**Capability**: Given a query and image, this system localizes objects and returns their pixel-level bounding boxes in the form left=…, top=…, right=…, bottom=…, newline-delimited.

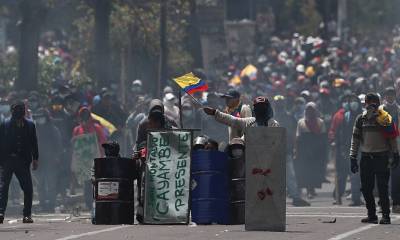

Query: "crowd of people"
left=2, top=27, right=400, bottom=219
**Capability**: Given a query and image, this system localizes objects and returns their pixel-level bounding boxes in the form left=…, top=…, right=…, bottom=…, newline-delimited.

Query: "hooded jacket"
left=135, top=99, right=177, bottom=149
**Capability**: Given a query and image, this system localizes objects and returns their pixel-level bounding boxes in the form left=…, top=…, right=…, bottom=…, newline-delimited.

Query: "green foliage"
left=38, top=54, right=66, bottom=89
left=0, top=52, right=17, bottom=90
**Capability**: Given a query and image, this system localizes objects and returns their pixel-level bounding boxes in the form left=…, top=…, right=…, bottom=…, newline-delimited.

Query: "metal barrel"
left=93, top=157, right=135, bottom=225
left=229, top=155, right=246, bottom=224
left=191, top=150, right=230, bottom=224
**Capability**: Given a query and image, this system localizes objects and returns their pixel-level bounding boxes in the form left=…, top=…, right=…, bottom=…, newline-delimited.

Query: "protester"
left=350, top=93, right=399, bottom=224
left=295, top=102, right=327, bottom=199
left=274, top=95, right=310, bottom=206
left=92, top=91, right=126, bottom=129
left=218, top=89, right=252, bottom=140
left=33, top=108, right=62, bottom=212
left=329, top=93, right=363, bottom=206
left=135, top=99, right=177, bottom=149
left=163, top=93, right=180, bottom=127
left=134, top=99, right=177, bottom=223
left=203, top=96, right=279, bottom=135
left=0, top=102, right=39, bottom=224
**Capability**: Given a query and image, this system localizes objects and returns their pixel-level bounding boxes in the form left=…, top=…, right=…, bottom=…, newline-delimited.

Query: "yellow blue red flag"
left=173, top=72, right=208, bottom=94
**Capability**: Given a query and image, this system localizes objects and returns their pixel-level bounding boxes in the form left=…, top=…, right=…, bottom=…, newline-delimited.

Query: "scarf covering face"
left=304, top=102, right=321, bottom=134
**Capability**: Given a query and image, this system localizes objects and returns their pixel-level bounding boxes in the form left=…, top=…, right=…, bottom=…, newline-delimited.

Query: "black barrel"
left=228, top=144, right=245, bottom=225
left=93, top=157, right=135, bottom=225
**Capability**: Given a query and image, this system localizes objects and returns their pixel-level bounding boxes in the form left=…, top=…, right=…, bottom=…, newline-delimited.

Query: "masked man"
left=0, top=102, right=39, bottom=224
left=350, top=93, right=399, bottom=224
left=203, top=96, right=279, bottom=135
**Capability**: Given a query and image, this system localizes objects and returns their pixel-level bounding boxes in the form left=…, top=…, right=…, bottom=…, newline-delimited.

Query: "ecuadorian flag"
left=173, top=72, right=208, bottom=94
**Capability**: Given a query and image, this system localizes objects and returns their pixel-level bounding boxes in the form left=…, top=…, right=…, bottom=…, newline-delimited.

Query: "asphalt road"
left=1, top=182, right=399, bottom=240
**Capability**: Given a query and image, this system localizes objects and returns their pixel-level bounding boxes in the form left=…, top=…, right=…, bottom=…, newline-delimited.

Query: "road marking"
left=54, top=225, right=131, bottom=240
left=327, top=216, right=400, bottom=240
left=287, top=214, right=364, bottom=218
left=288, top=212, right=364, bottom=215
left=287, top=206, right=364, bottom=210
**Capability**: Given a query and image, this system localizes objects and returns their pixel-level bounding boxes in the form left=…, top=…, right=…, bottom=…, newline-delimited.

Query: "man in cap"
left=0, top=102, right=39, bottom=223
left=219, top=89, right=252, bottom=141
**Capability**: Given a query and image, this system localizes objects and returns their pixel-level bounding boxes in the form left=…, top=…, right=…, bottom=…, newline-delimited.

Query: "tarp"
left=245, top=127, right=286, bottom=232
left=71, top=133, right=101, bottom=185
left=144, top=130, right=192, bottom=224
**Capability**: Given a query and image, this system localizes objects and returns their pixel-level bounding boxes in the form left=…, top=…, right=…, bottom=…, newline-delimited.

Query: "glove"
left=391, top=153, right=400, bottom=169
left=203, top=107, right=216, bottom=116
left=350, top=155, right=359, bottom=174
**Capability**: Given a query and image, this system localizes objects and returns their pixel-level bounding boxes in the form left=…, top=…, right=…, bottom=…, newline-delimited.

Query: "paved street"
left=1, top=182, right=399, bottom=240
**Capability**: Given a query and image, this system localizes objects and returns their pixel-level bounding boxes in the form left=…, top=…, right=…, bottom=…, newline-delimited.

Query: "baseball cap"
left=220, top=89, right=241, bottom=99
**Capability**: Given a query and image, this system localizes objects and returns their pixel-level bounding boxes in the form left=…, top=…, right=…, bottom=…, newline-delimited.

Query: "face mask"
left=366, top=103, right=379, bottom=111
left=231, top=148, right=243, bottom=158
left=81, top=112, right=90, bottom=122
left=350, top=101, right=359, bottom=112
left=131, top=87, right=141, bottom=93
left=342, top=102, right=350, bottom=111
left=36, top=117, right=47, bottom=125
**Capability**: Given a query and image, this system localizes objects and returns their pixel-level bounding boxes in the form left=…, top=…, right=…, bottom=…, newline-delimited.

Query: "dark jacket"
left=0, top=118, right=39, bottom=163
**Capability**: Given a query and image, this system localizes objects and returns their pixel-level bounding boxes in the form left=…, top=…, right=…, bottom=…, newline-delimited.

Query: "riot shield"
left=245, top=127, right=286, bottom=232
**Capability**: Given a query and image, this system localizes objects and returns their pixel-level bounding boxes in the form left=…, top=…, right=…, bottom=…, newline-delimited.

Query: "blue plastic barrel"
left=191, top=150, right=230, bottom=224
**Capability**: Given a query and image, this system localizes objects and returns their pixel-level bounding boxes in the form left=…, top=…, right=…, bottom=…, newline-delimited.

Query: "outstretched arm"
left=203, top=107, right=252, bottom=130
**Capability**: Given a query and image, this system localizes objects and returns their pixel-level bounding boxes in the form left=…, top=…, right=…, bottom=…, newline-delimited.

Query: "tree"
left=93, top=0, right=111, bottom=88
left=16, top=0, right=47, bottom=91
left=187, top=0, right=203, bottom=69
